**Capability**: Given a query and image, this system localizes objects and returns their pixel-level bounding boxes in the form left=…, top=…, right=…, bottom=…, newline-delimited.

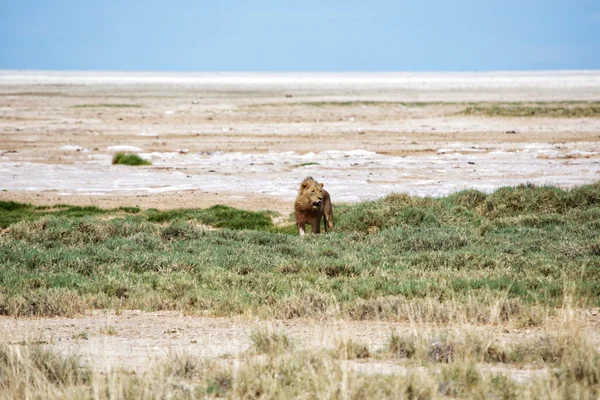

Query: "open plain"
left=1, top=71, right=600, bottom=398
left=1, top=71, right=600, bottom=209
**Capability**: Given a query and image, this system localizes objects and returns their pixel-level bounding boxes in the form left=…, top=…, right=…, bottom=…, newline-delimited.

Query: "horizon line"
left=2, top=69, right=600, bottom=74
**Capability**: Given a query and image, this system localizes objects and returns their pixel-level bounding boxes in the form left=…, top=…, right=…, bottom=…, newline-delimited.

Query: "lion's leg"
left=323, top=214, right=328, bottom=233
left=325, top=213, right=334, bottom=231
left=311, top=220, right=321, bottom=234
left=323, top=191, right=334, bottom=231
left=297, top=222, right=306, bottom=236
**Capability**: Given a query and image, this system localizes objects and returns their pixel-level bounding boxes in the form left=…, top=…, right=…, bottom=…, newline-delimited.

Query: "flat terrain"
left=1, top=71, right=600, bottom=398
left=1, top=71, right=599, bottom=210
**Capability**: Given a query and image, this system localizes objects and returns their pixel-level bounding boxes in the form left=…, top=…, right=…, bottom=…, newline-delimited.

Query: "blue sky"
left=1, top=0, right=599, bottom=71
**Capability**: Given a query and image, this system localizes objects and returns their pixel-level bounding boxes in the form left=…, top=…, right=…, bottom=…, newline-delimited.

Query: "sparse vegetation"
left=250, top=100, right=600, bottom=119
left=2, top=325, right=599, bottom=399
left=459, top=102, right=600, bottom=118
left=111, top=152, right=151, bottom=166
left=295, top=101, right=414, bottom=107
left=72, top=332, right=88, bottom=340
left=73, top=103, right=143, bottom=108
left=292, top=162, right=320, bottom=167
left=249, top=101, right=441, bottom=108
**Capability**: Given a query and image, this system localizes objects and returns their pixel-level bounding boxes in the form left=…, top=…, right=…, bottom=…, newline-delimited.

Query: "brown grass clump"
left=0, top=344, right=90, bottom=398
left=335, top=339, right=371, bottom=360
left=277, top=290, right=340, bottom=319
left=250, top=328, right=294, bottom=354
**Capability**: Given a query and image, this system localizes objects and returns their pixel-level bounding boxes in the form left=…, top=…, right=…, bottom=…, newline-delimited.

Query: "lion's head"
left=299, top=177, right=324, bottom=210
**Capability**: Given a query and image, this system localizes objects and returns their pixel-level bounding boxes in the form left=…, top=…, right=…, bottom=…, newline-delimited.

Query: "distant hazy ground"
left=2, top=70, right=600, bottom=101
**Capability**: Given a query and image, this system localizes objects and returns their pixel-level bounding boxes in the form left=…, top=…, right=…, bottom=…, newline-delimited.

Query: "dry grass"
left=250, top=327, right=294, bottom=354
left=2, top=316, right=598, bottom=399
left=0, top=344, right=90, bottom=399
left=99, top=326, right=118, bottom=336
left=335, top=339, right=372, bottom=360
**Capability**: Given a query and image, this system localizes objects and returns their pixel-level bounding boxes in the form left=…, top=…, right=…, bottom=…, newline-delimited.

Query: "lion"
left=294, top=177, right=334, bottom=236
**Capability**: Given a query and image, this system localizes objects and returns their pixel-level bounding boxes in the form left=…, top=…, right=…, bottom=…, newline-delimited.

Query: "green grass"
left=0, top=202, right=272, bottom=230
left=111, top=152, right=152, bottom=166
left=73, top=103, right=143, bottom=108
left=0, top=183, right=599, bottom=320
left=146, top=205, right=274, bottom=230
left=0, top=201, right=119, bottom=229
left=0, top=202, right=139, bottom=229
left=72, top=332, right=88, bottom=340
left=292, top=162, right=320, bottom=168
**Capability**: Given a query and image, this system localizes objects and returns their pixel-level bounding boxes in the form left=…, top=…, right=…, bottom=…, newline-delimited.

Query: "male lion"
left=294, top=177, right=334, bottom=236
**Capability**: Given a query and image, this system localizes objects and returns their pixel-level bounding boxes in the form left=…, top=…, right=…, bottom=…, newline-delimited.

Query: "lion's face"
left=303, top=182, right=324, bottom=210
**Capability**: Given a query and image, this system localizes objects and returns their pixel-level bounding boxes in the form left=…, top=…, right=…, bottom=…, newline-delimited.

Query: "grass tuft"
left=148, top=205, right=273, bottom=230
left=250, top=328, right=293, bottom=354
left=0, top=344, right=90, bottom=392
left=99, top=326, right=118, bottom=336
left=387, top=331, right=420, bottom=359
left=292, top=162, right=320, bottom=168
left=335, top=339, right=371, bottom=359
left=111, top=152, right=151, bottom=166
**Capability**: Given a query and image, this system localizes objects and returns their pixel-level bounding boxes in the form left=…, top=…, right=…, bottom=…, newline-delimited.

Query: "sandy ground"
left=1, top=71, right=600, bottom=377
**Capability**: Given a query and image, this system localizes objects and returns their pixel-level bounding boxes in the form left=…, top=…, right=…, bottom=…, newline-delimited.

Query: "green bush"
left=111, top=152, right=151, bottom=166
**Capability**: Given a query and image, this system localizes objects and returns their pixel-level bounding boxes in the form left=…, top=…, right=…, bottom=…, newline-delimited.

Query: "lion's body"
left=294, top=177, right=334, bottom=235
